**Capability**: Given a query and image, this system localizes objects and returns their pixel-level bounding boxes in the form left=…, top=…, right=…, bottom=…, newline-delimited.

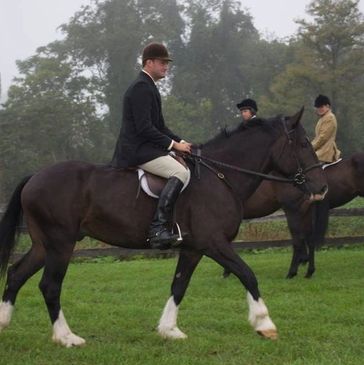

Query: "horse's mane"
left=202, top=117, right=280, bottom=148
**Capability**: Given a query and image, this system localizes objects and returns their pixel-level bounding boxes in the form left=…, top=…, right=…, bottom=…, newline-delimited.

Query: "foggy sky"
left=1, top=0, right=364, bottom=99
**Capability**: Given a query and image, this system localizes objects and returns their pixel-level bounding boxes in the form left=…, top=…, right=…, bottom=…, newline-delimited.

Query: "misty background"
left=0, top=0, right=364, bottom=202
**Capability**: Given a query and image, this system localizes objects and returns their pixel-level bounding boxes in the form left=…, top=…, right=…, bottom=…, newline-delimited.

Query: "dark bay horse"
left=234, top=176, right=323, bottom=279
left=0, top=109, right=327, bottom=346
left=283, top=153, right=364, bottom=278
left=225, top=153, right=364, bottom=279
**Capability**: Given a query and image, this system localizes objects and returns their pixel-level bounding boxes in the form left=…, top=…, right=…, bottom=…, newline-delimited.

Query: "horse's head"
left=270, top=107, right=328, bottom=201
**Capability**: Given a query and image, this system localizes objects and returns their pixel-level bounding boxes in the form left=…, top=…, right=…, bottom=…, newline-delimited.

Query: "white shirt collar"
left=142, top=69, right=156, bottom=85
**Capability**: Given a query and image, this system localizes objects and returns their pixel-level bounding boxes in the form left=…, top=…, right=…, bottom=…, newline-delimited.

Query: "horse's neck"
left=204, top=126, right=274, bottom=166
left=202, top=133, right=275, bottom=201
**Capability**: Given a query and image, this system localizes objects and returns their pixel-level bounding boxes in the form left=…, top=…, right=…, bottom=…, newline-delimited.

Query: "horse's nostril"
left=321, top=185, right=328, bottom=194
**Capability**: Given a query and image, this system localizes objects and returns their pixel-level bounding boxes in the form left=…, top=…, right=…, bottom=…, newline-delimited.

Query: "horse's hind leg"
left=0, top=243, right=45, bottom=331
left=39, top=242, right=85, bottom=347
left=158, top=248, right=202, bottom=339
left=205, top=242, right=277, bottom=340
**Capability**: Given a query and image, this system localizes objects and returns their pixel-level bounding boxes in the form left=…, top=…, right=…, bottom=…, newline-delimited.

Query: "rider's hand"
left=173, top=141, right=192, bottom=154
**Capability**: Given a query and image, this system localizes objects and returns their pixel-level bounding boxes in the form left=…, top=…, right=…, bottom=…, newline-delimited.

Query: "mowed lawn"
left=0, top=246, right=363, bottom=365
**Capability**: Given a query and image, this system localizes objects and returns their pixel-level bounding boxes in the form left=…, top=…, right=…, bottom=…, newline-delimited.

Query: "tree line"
left=0, top=0, right=364, bottom=202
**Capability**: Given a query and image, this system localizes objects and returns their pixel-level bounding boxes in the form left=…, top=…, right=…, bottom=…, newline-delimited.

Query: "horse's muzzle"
left=309, top=184, right=328, bottom=202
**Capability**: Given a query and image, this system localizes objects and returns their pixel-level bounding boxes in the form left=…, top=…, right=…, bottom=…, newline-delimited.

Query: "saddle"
left=137, top=154, right=191, bottom=198
left=322, top=158, right=342, bottom=170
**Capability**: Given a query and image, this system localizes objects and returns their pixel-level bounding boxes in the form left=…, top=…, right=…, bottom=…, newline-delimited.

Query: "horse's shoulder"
left=351, top=153, right=364, bottom=171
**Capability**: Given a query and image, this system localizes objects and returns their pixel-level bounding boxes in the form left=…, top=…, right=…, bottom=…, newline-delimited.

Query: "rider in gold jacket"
left=311, top=94, right=341, bottom=163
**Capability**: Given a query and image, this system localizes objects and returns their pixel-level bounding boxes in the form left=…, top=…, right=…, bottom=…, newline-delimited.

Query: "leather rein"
left=186, top=118, right=323, bottom=188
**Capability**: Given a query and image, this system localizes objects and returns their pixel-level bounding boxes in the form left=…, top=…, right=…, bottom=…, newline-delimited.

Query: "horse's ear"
left=288, top=106, right=305, bottom=129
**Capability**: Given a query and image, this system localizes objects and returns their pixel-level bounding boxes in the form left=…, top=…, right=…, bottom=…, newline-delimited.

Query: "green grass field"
left=1, top=245, right=363, bottom=365
left=342, top=196, right=364, bottom=208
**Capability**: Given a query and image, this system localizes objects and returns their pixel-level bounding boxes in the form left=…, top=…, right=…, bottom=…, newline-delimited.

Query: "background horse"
left=284, top=152, right=364, bottom=278
left=224, top=153, right=364, bottom=279
left=0, top=109, right=327, bottom=347
left=221, top=172, right=320, bottom=279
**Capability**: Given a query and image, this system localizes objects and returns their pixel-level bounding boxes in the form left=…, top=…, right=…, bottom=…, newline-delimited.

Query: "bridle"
left=280, top=117, right=323, bottom=188
left=187, top=118, right=323, bottom=189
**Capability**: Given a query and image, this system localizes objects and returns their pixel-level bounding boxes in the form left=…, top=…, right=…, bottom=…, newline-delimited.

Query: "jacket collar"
left=139, top=71, right=161, bottom=103
left=319, top=110, right=333, bottom=119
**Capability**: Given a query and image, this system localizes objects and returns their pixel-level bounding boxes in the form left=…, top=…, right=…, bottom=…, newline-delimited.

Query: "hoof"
left=257, top=329, right=278, bottom=340
left=52, top=333, right=86, bottom=348
left=286, top=272, right=297, bottom=279
left=305, top=268, right=315, bottom=278
left=158, top=326, right=187, bottom=340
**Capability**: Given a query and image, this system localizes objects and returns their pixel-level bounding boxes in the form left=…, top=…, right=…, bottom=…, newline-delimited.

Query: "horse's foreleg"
left=158, top=248, right=202, bottom=339
left=305, top=236, right=316, bottom=278
left=285, top=208, right=310, bottom=279
left=222, top=267, right=232, bottom=278
left=287, top=237, right=308, bottom=279
left=205, top=243, right=277, bottom=340
left=303, top=205, right=316, bottom=278
left=0, top=244, right=45, bottom=332
left=39, top=244, right=85, bottom=348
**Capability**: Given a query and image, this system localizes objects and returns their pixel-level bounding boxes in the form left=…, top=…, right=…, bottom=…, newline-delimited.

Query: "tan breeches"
left=139, top=155, right=189, bottom=184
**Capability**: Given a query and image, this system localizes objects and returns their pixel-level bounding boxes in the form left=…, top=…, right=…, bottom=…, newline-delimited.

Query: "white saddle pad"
left=322, top=158, right=342, bottom=170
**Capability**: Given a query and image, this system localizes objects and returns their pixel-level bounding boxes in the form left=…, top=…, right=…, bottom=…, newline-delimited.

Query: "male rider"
left=111, top=43, right=191, bottom=249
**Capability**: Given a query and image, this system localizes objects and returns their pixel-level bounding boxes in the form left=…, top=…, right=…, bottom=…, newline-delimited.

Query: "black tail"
left=310, top=198, right=330, bottom=247
left=0, top=176, right=32, bottom=277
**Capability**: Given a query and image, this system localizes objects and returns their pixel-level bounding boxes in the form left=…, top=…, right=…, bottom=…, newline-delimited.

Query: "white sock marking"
left=52, top=310, right=85, bottom=347
left=0, top=301, right=13, bottom=331
left=158, top=296, right=187, bottom=339
left=247, top=293, right=277, bottom=332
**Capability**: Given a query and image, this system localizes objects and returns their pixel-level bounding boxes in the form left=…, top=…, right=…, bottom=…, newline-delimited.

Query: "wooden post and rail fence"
left=0, top=206, right=363, bottom=261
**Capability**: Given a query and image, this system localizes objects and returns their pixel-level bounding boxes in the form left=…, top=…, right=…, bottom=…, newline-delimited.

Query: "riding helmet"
left=142, top=42, right=173, bottom=64
left=314, top=94, right=331, bottom=108
left=236, top=98, right=258, bottom=113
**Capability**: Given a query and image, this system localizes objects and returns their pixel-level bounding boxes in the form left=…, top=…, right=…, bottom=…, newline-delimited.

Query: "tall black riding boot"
left=148, top=177, right=184, bottom=249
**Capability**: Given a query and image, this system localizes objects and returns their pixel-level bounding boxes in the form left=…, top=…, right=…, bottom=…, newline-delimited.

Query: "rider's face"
left=240, top=109, right=254, bottom=122
left=146, top=59, right=170, bottom=81
left=316, top=105, right=330, bottom=116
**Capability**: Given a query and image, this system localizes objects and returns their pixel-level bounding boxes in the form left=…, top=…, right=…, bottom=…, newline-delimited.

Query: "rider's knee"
left=172, top=168, right=189, bottom=185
